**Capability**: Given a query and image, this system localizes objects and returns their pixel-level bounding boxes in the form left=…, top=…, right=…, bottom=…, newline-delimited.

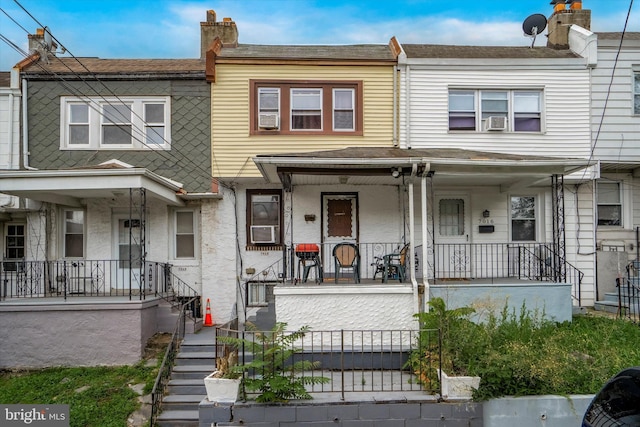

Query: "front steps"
left=156, top=327, right=216, bottom=427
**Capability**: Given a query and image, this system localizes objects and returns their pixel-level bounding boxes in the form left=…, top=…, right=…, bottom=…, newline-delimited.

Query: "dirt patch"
left=143, top=333, right=172, bottom=360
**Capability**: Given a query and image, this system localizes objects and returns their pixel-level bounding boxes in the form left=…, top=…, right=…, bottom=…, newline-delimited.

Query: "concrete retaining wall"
left=0, top=298, right=161, bottom=368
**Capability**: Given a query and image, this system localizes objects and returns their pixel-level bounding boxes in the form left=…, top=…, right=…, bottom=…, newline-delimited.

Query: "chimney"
left=200, top=10, right=238, bottom=58
left=547, top=1, right=591, bottom=49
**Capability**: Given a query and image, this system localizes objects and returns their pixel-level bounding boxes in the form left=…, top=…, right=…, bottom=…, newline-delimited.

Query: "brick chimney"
left=547, top=1, right=591, bottom=49
left=28, top=27, right=57, bottom=55
left=200, top=10, right=238, bottom=58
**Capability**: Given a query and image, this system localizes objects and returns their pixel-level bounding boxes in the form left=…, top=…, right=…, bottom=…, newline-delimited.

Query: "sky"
left=0, top=0, right=637, bottom=70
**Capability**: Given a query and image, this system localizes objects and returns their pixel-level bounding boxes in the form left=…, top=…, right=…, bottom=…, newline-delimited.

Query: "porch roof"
left=253, top=147, right=595, bottom=189
left=0, top=167, right=185, bottom=207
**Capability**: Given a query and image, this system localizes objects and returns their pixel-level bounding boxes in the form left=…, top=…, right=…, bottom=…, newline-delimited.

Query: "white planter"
left=438, top=369, right=480, bottom=400
left=204, top=372, right=241, bottom=403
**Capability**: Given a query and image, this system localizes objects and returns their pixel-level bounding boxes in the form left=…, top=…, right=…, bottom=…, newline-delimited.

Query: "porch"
left=242, top=241, right=580, bottom=331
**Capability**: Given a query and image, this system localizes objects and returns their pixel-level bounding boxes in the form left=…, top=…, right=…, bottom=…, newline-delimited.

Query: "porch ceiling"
left=0, top=168, right=185, bottom=207
left=254, top=147, right=595, bottom=190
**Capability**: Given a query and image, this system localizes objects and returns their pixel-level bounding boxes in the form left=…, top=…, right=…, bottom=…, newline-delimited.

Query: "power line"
left=10, top=0, right=227, bottom=193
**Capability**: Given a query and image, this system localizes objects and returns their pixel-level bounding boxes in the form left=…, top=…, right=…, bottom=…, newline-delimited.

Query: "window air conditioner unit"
left=485, top=116, right=507, bottom=131
left=250, top=225, right=277, bottom=244
left=258, top=113, right=279, bottom=129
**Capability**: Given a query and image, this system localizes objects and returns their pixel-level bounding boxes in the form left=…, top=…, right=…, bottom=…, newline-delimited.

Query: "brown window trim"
left=246, top=189, right=284, bottom=249
left=250, top=80, right=363, bottom=136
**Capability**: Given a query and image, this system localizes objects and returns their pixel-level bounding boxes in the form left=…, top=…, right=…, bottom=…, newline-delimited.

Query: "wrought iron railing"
left=149, top=296, right=196, bottom=427
left=214, top=326, right=439, bottom=401
left=618, top=261, right=640, bottom=323
left=0, top=259, right=171, bottom=301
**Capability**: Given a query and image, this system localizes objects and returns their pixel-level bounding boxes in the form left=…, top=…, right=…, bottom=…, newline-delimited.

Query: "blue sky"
left=1, top=0, right=637, bottom=70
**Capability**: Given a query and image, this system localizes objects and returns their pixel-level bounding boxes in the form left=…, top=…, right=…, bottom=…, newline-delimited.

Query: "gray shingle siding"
left=27, top=79, right=212, bottom=193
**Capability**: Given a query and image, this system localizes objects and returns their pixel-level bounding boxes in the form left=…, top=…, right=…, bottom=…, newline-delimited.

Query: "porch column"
left=421, top=170, right=429, bottom=312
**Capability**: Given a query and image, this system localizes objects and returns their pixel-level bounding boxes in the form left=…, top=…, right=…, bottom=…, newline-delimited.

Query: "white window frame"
left=597, top=177, right=632, bottom=229
left=60, top=96, right=171, bottom=150
left=510, top=195, right=538, bottom=242
left=448, top=88, right=543, bottom=133
left=633, top=69, right=640, bottom=116
left=173, top=209, right=198, bottom=260
left=290, top=88, right=323, bottom=131
left=62, top=209, right=85, bottom=259
left=333, top=88, right=355, bottom=131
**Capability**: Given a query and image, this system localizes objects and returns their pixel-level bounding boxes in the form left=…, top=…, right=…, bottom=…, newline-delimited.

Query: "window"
left=333, top=88, right=355, bottom=131
left=449, top=89, right=542, bottom=132
left=291, top=88, right=322, bottom=130
left=511, top=196, right=536, bottom=241
left=60, top=96, right=171, bottom=149
left=63, top=210, right=84, bottom=258
left=175, top=210, right=196, bottom=259
left=597, top=181, right=622, bottom=226
left=246, top=189, right=282, bottom=247
left=4, top=224, right=25, bottom=271
left=634, top=71, right=640, bottom=115
left=250, top=80, right=363, bottom=135
left=439, top=199, right=464, bottom=236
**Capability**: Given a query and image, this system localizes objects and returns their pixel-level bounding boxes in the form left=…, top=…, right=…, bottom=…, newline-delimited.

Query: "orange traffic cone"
left=204, top=298, right=214, bottom=327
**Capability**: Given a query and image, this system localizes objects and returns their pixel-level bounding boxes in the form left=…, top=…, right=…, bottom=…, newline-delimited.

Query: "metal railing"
left=0, top=259, right=172, bottom=301
left=150, top=296, right=196, bottom=427
left=215, top=326, right=439, bottom=400
left=617, top=261, right=640, bottom=323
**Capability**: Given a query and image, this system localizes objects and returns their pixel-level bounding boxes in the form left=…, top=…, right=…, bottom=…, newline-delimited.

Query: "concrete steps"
left=155, top=327, right=217, bottom=427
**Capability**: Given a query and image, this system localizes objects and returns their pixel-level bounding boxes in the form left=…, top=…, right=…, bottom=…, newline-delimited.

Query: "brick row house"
left=0, top=4, right=634, bottom=366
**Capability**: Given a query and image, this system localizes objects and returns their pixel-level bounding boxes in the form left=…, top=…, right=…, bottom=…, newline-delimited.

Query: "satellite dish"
left=43, top=26, right=53, bottom=51
left=522, top=14, right=547, bottom=47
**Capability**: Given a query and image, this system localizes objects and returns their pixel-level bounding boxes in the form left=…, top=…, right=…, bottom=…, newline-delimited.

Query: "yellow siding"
left=211, top=64, right=395, bottom=178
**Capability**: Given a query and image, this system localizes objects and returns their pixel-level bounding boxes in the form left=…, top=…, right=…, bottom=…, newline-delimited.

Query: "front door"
left=322, top=193, right=358, bottom=276
left=113, top=215, right=144, bottom=290
left=435, top=195, right=471, bottom=278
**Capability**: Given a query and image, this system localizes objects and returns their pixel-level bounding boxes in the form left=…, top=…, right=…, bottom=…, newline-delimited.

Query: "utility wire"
left=10, top=0, right=229, bottom=193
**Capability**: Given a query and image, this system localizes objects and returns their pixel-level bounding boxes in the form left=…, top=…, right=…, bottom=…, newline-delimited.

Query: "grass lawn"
left=0, top=334, right=169, bottom=427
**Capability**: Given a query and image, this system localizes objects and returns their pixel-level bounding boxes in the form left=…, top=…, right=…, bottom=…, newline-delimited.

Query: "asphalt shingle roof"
left=21, top=57, right=205, bottom=76
left=217, top=44, right=396, bottom=61
left=401, top=44, right=580, bottom=59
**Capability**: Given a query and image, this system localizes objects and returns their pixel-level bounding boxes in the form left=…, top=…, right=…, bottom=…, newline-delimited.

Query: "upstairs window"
left=634, top=71, right=640, bottom=115
left=597, top=181, right=622, bottom=226
left=449, top=89, right=542, bottom=132
left=61, top=96, right=171, bottom=150
left=250, top=80, right=362, bottom=136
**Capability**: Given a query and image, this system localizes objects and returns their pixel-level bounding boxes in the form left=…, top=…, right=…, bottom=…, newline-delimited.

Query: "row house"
left=206, top=5, right=598, bottom=332
left=0, top=30, right=214, bottom=367
left=0, top=3, right=620, bottom=366
left=590, top=32, right=640, bottom=307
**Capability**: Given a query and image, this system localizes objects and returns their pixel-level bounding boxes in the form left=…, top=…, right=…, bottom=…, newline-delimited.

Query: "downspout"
left=405, top=66, right=411, bottom=149
left=408, top=163, right=419, bottom=315
left=392, top=66, right=399, bottom=147
left=21, top=78, right=37, bottom=170
left=421, top=162, right=430, bottom=312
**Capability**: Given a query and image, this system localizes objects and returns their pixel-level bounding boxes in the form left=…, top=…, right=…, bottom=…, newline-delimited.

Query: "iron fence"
left=0, top=259, right=172, bottom=301
left=215, top=326, right=440, bottom=400
left=617, top=261, right=640, bottom=323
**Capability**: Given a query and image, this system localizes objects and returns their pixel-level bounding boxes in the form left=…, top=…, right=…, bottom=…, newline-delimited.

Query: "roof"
left=21, top=57, right=205, bottom=77
left=217, top=44, right=396, bottom=62
left=596, top=32, right=640, bottom=40
left=401, top=44, right=580, bottom=59
left=255, top=146, right=584, bottom=162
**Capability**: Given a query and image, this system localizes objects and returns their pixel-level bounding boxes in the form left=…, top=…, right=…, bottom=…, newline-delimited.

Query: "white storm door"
left=435, top=195, right=471, bottom=279
left=113, top=215, right=143, bottom=290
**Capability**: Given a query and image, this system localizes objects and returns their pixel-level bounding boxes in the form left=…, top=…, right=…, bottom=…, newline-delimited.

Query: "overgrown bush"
left=409, top=299, right=640, bottom=401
